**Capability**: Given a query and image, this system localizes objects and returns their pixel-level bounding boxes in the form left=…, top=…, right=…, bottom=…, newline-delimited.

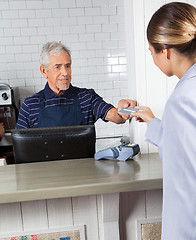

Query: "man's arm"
left=16, top=101, right=30, bottom=129
left=105, top=107, right=126, bottom=124
left=105, top=99, right=137, bottom=124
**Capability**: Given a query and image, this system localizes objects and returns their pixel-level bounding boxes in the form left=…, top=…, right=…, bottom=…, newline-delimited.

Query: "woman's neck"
left=171, top=51, right=196, bottom=79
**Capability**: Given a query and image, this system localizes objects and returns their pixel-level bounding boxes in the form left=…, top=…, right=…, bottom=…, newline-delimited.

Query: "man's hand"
left=105, top=99, right=137, bottom=124
left=117, top=99, right=137, bottom=120
left=105, top=107, right=126, bottom=124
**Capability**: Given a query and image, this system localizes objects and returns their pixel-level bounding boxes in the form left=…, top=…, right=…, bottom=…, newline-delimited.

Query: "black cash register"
left=11, top=125, right=95, bottom=164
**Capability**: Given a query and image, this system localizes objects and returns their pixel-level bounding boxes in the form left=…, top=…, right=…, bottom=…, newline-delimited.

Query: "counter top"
left=0, top=153, right=162, bottom=204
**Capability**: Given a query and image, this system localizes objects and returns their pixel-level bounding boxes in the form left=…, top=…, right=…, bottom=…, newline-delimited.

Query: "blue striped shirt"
left=16, top=83, right=114, bottom=129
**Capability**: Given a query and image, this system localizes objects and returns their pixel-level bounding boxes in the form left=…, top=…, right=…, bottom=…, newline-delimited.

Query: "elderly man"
left=16, top=41, right=135, bottom=128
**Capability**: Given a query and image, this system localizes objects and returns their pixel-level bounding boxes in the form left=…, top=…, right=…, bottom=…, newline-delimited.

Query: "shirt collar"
left=44, top=83, right=74, bottom=99
left=175, top=63, right=196, bottom=89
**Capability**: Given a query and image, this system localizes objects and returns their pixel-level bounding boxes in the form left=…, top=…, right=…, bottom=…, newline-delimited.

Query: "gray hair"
left=40, top=41, right=71, bottom=69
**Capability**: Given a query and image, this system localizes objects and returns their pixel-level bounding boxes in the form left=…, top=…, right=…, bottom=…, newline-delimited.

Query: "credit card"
left=119, top=107, right=139, bottom=115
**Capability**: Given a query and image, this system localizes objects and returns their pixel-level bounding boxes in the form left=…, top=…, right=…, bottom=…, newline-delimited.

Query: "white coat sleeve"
left=145, top=117, right=162, bottom=147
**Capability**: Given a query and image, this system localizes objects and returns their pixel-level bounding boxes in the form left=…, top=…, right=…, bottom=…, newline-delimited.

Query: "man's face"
left=40, top=51, right=72, bottom=94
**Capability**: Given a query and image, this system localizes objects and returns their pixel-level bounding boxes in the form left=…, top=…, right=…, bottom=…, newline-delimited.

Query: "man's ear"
left=162, top=48, right=170, bottom=60
left=40, top=65, right=48, bottom=79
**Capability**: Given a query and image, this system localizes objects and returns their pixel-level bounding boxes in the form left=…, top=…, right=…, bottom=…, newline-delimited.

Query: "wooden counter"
left=0, top=153, right=162, bottom=204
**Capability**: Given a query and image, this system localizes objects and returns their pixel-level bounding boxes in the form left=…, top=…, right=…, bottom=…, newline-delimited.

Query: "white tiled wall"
left=0, top=0, right=129, bottom=139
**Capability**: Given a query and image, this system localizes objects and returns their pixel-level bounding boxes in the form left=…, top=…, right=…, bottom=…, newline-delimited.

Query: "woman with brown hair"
left=131, top=2, right=196, bottom=239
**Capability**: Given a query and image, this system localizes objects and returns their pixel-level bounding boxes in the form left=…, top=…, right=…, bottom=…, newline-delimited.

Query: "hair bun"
left=188, top=32, right=196, bottom=40
left=147, top=2, right=196, bottom=56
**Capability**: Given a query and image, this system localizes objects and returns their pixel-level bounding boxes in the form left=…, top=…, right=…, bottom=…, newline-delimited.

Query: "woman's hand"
left=131, top=106, right=155, bottom=125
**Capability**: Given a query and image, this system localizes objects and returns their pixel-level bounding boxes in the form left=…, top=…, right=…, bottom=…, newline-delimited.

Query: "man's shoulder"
left=23, top=90, right=42, bottom=105
left=72, top=85, right=95, bottom=96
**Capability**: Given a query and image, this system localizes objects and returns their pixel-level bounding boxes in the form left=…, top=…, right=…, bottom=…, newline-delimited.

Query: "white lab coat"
left=146, top=63, right=196, bottom=240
